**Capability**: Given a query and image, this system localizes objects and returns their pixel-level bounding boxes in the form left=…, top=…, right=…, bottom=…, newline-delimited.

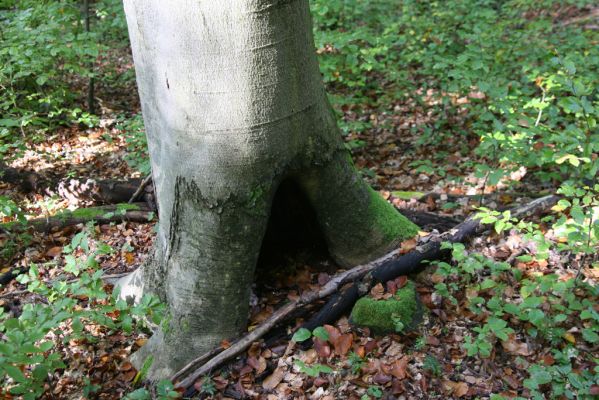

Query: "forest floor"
left=1, top=81, right=596, bottom=400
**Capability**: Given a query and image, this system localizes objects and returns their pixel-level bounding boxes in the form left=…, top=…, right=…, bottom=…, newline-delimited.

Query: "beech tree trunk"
left=118, top=0, right=418, bottom=380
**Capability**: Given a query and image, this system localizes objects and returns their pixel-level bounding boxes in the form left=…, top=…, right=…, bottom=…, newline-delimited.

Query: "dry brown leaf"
left=370, top=283, right=385, bottom=300
left=443, top=380, right=469, bottom=397
left=120, top=361, right=133, bottom=371
left=46, top=246, right=62, bottom=258
left=501, top=335, right=532, bottom=356
left=324, top=324, right=341, bottom=345
left=400, top=238, right=417, bottom=254
left=247, top=356, right=267, bottom=374
left=333, top=334, right=353, bottom=356
left=392, top=378, right=405, bottom=394
left=426, top=336, right=440, bottom=346
left=355, top=345, right=365, bottom=358
left=542, top=354, right=555, bottom=366
left=301, top=349, right=319, bottom=365
left=386, top=280, right=398, bottom=295
left=563, top=332, right=576, bottom=344
left=394, top=275, right=408, bottom=289
left=313, top=338, right=331, bottom=359
left=123, top=252, right=135, bottom=265
left=364, top=339, right=377, bottom=354
left=121, top=369, right=136, bottom=382
left=390, top=357, right=409, bottom=380
left=373, top=373, right=392, bottom=385
left=248, top=342, right=262, bottom=358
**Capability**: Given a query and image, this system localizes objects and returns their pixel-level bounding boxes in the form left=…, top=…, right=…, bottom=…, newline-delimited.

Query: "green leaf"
left=32, top=364, right=48, bottom=381
left=124, top=388, right=151, bottom=400
left=312, top=326, right=329, bottom=341
left=487, top=317, right=507, bottom=331
left=3, top=364, right=27, bottom=383
left=582, top=328, right=599, bottom=343
left=292, top=328, right=312, bottom=342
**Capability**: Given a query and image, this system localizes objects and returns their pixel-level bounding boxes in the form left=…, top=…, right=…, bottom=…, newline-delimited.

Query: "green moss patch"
left=367, top=187, right=419, bottom=242
left=391, top=191, right=425, bottom=200
left=350, top=280, right=421, bottom=334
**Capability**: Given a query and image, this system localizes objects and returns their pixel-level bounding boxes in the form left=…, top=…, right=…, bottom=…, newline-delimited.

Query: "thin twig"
left=128, top=174, right=153, bottom=204
left=534, top=88, right=546, bottom=127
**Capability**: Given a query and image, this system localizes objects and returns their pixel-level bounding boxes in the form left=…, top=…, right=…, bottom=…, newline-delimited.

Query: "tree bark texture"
left=119, top=0, right=418, bottom=379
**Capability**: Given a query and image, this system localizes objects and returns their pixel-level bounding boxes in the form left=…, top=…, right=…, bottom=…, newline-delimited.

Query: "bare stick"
left=129, top=174, right=153, bottom=204
left=1, top=203, right=154, bottom=234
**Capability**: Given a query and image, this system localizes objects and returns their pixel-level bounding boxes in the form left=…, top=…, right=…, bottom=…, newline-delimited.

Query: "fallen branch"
left=1, top=203, right=155, bottom=233
left=0, top=163, right=153, bottom=205
left=303, top=194, right=559, bottom=330
left=172, top=195, right=559, bottom=391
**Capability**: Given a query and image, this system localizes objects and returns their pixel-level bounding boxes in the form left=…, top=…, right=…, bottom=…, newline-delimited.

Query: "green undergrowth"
left=434, top=236, right=599, bottom=399
left=0, top=223, right=165, bottom=399
left=0, top=0, right=130, bottom=160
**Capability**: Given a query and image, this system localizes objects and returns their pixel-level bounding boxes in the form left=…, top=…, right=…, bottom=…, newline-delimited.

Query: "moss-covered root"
left=298, top=151, right=419, bottom=266
left=350, top=281, right=421, bottom=334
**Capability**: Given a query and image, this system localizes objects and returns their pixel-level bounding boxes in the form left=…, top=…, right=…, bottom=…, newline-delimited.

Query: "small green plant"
left=198, top=376, right=217, bottom=397
left=362, top=385, right=383, bottom=399
left=347, top=351, right=365, bottom=374
left=291, top=326, right=329, bottom=343
left=463, top=318, right=513, bottom=358
left=294, top=360, right=334, bottom=377
left=423, top=355, right=442, bottom=377
left=118, top=114, right=150, bottom=174
left=414, top=336, right=426, bottom=351
left=391, top=313, right=405, bottom=333
left=124, top=380, right=180, bottom=400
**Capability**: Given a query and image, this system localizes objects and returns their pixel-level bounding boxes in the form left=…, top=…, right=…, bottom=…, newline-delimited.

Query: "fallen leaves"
left=443, top=380, right=469, bottom=397
left=390, top=357, right=409, bottom=379
left=46, top=246, right=62, bottom=258
left=323, top=325, right=353, bottom=356
left=262, top=367, right=285, bottom=390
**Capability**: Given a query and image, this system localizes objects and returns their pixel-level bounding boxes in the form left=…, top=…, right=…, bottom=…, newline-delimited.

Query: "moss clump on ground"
left=350, top=280, right=421, bottom=334
left=367, top=187, right=419, bottom=242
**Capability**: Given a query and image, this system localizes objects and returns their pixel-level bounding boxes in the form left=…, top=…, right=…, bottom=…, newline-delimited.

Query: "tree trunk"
left=118, top=0, right=418, bottom=380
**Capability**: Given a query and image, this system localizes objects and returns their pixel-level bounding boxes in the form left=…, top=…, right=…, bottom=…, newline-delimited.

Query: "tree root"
left=171, top=195, right=559, bottom=392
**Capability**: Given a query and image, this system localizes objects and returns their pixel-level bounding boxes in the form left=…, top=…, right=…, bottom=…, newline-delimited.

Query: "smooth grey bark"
left=119, top=0, right=418, bottom=380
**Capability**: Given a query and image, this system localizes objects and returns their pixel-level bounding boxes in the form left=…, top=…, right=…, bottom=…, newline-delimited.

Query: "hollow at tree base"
left=350, top=280, right=421, bottom=334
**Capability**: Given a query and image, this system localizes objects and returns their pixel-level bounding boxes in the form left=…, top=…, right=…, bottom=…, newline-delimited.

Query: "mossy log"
left=1, top=203, right=154, bottom=233
left=0, top=163, right=152, bottom=205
